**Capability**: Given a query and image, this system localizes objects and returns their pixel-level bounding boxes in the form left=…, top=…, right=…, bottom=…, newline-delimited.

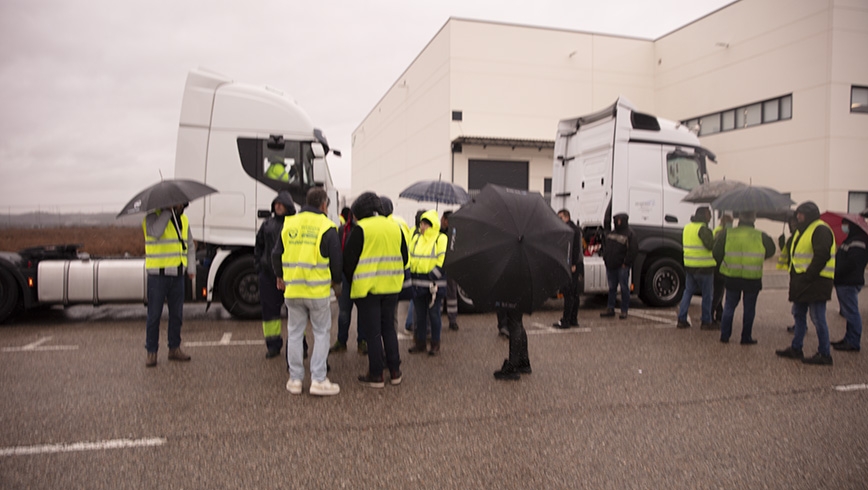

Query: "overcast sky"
left=0, top=0, right=734, bottom=213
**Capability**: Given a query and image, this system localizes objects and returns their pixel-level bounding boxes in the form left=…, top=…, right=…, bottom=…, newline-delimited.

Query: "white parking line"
left=2, top=337, right=78, bottom=352
left=185, top=332, right=261, bottom=347
left=834, top=383, right=868, bottom=392
left=527, top=324, right=591, bottom=335
left=0, top=437, right=166, bottom=457
left=627, top=312, right=677, bottom=326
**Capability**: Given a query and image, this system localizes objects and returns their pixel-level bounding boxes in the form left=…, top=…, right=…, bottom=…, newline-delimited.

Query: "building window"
left=851, top=86, right=868, bottom=114
left=682, top=94, right=793, bottom=136
left=452, top=110, right=463, bottom=121
left=848, top=191, right=868, bottom=214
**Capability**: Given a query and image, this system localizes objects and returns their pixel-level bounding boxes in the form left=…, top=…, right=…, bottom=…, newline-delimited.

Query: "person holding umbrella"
left=408, top=210, right=448, bottom=356
left=831, top=216, right=868, bottom=352
left=712, top=211, right=776, bottom=344
left=143, top=202, right=196, bottom=367
left=776, top=201, right=836, bottom=365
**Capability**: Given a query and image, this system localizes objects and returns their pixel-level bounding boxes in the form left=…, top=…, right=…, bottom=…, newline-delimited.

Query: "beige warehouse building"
left=351, top=0, right=868, bottom=224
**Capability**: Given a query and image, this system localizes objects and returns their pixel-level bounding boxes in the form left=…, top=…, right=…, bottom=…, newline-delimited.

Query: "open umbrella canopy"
left=711, top=185, right=794, bottom=213
left=682, top=179, right=747, bottom=204
left=820, top=211, right=868, bottom=246
left=399, top=180, right=470, bottom=205
left=443, top=184, right=572, bottom=313
left=117, top=179, right=218, bottom=218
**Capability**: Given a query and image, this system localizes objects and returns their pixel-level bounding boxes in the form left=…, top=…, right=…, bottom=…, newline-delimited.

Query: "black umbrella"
left=443, top=184, right=572, bottom=313
left=682, top=179, right=747, bottom=204
left=117, top=179, right=218, bottom=218
left=399, top=179, right=470, bottom=205
left=711, top=185, right=794, bottom=213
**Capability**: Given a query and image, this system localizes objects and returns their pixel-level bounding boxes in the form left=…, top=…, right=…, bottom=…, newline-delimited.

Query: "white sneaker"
left=286, top=378, right=302, bottom=395
left=309, top=378, right=340, bottom=396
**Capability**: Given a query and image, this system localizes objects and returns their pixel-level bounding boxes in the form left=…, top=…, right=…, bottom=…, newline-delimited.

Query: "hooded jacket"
left=254, top=191, right=295, bottom=275
left=834, top=219, right=868, bottom=287
left=408, top=209, right=448, bottom=296
left=788, top=201, right=835, bottom=303
left=602, top=213, right=638, bottom=269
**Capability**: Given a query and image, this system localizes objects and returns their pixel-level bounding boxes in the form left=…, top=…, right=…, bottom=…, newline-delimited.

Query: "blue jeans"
left=791, top=301, right=831, bottom=356
left=336, top=274, right=364, bottom=345
left=720, top=288, right=759, bottom=342
left=145, top=274, right=184, bottom=353
left=835, top=285, right=862, bottom=348
left=404, top=300, right=415, bottom=329
left=606, top=267, right=630, bottom=313
left=285, top=297, right=331, bottom=383
left=414, top=295, right=442, bottom=344
left=677, top=272, right=714, bottom=325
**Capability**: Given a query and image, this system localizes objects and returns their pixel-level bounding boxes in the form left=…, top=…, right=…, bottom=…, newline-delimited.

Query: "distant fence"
left=0, top=204, right=139, bottom=228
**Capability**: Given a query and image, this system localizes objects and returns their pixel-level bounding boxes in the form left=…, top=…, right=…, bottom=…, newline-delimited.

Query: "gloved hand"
left=778, top=233, right=786, bottom=250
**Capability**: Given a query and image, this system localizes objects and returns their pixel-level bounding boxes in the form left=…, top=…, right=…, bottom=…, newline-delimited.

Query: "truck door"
left=661, top=147, right=704, bottom=229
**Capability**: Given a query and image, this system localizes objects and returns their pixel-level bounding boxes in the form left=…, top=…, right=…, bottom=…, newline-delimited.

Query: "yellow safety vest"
left=350, top=216, right=405, bottom=299
left=776, top=236, right=791, bottom=270
left=682, top=222, right=716, bottom=268
left=789, top=220, right=836, bottom=279
left=719, top=227, right=765, bottom=280
left=143, top=211, right=188, bottom=274
left=265, top=161, right=290, bottom=182
left=280, top=211, right=335, bottom=299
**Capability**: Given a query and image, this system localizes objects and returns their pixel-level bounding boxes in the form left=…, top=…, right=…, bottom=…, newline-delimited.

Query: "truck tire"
left=218, top=255, right=261, bottom=320
left=0, top=268, right=20, bottom=324
left=640, top=257, right=684, bottom=307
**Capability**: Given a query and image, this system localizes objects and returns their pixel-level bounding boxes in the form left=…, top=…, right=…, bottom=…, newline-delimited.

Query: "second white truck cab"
left=551, top=97, right=716, bottom=306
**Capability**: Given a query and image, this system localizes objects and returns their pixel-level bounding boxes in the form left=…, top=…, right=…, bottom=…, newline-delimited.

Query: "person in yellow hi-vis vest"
left=408, top=209, right=448, bottom=356
left=776, top=201, right=836, bottom=365
left=143, top=202, right=196, bottom=367
left=272, top=188, right=342, bottom=396
left=712, top=211, right=775, bottom=344
left=711, top=213, right=733, bottom=324
left=677, top=207, right=716, bottom=330
left=343, top=192, right=409, bottom=388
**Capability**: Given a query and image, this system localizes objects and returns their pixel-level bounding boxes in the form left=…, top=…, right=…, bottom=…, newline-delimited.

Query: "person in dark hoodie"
left=601, top=213, right=638, bottom=319
left=254, top=190, right=297, bottom=358
left=831, top=217, right=868, bottom=352
left=553, top=209, right=584, bottom=329
left=343, top=192, right=408, bottom=387
left=776, top=201, right=836, bottom=365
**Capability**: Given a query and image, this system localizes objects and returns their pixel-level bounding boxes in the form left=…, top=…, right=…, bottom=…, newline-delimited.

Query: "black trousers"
left=561, top=264, right=583, bottom=323
left=497, top=308, right=528, bottom=367
left=355, top=293, right=401, bottom=376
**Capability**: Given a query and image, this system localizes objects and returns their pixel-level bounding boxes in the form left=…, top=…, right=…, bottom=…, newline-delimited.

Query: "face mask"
left=842, top=224, right=850, bottom=235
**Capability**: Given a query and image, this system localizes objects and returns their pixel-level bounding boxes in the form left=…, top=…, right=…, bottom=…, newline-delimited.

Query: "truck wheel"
left=218, top=255, right=261, bottom=320
left=641, top=257, right=684, bottom=307
left=0, top=268, right=20, bottom=324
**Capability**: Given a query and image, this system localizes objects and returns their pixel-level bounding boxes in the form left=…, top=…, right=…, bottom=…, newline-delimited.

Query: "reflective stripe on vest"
left=143, top=211, right=188, bottom=273
left=280, top=212, right=335, bottom=299
left=682, top=222, right=716, bottom=268
left=351, top=216, right=405, bottom=299
left=776, top=246, right=790, bottom=270
left=719, top=226, right=765, bottom=279
left=409, top=232, right=446, bottom=274
left=789, top=220, right=836, bottom=278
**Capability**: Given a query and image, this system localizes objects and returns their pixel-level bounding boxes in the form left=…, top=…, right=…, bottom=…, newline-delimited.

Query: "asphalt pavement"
left=1, top=286, right=867, bottom=489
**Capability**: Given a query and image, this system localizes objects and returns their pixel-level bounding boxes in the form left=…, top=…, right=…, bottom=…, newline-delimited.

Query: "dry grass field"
left=0, top=227, right=144, bottom=257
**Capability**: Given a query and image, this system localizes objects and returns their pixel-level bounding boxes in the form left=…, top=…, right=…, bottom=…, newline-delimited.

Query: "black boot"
left=408, top=339, right=427, bottom=354
left=494, top=359, right=520, bottom=380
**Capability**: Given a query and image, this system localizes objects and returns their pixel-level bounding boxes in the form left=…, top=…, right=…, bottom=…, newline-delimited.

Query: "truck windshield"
left=237, top=136, right=315, bottom=203
left=666, top=153, right=704, bottom=191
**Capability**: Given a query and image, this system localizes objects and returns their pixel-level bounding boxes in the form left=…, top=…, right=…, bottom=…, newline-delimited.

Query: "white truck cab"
left=551, top=97, right=715, bottom=306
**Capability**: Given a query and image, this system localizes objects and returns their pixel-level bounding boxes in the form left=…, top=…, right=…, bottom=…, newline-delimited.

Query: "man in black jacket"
left=601, top=213, right=638, bottom=319
left=831, top=217, right=868, bottom=352
left=776, top=201, right=836, bottom=365
left=554, top=209, right=584, bottom=328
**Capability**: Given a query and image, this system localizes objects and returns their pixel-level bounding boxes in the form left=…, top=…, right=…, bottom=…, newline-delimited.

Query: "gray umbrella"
left=711, top=186, right=794, bottom=213
left=682, top=179, right=747, bottom=203
left=117, top=179, right=218, bottom=218
left=399, top=179, right=470, bottom=205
